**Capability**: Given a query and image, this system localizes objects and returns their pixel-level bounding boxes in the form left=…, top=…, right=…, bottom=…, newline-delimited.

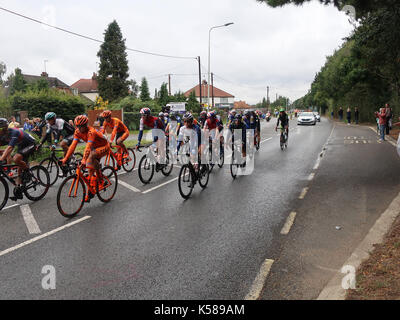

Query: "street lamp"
left=207, top=22, right=234, bottom=110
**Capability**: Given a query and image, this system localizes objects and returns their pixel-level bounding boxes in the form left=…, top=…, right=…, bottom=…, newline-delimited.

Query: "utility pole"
left=197, top=56, right=202, bottom=107
left=168, top=74, right=171, bottom=96
left=211, top=72, right=215, bottom=109
left=267, top=86, right=270, bottom=109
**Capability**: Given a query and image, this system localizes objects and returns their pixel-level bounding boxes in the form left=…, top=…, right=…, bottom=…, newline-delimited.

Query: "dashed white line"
left=280, top=212, right=297, bottom=235
left=118, top=180, right=141, bottom=193
left=20, top=204, right=41, bottom=234
left=245, top=259, right=274, bottom=300
left=308, top=173, right=315, bottom=181
left=2, top=204, right=20, bottom=211
left=0, top=216, right=91, bottom=258
left=313, top=158, right=320, bottom=170
left=299, top=187, right=309, bottom=200
left=142, top=177, right=179, bottom=194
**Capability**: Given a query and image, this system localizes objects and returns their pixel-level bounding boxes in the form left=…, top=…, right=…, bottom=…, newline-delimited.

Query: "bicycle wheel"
left=198, top=164, right=210, bottom=189
left=100, top=152, right=116, bottom=171
left=230, top=152, right=239, bottom=179
left=161, top=152, right=173, bottom=176
left=23, top=165, right=50, bottom=201
left=57, top=175, right=85, bottom=218
left=96, top=166, right=118, bottom=203
left=138, top=155, right=155, bottom=184
left=217, top=148, right=224, bottom=168
left=122, top=148, right=136, bottom=172
left=0, top=176, right=9, bottom=211
left=39, top=157, right=59, bottom=186
left=178, top=164, right=194, bottom=199
left=280, top=134, right=285, bottom=151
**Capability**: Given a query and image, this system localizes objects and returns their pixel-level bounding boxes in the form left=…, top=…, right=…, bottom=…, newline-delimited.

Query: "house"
left=234, top=100, right=251, bottom=110
left=184, top=80, right=234, bottom=109
left=23, top=72, right=71, bottom=93
left=70, top=73, right=99, bottom=102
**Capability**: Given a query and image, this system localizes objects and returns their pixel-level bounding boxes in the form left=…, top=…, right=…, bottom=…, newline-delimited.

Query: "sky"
left=0, top=0, right=355, bottom=105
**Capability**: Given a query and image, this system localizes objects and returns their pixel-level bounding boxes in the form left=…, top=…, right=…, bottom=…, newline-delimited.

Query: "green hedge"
left=10, top=89, right=87, bottom=121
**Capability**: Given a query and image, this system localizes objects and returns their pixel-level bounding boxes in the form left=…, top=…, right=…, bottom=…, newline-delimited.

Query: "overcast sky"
left=0, top=0, right=354, bottom=104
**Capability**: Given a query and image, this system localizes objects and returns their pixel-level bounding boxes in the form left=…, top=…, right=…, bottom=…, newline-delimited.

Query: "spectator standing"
left=346, top=107, right=351, bottom=125
left=354, top=108, right=359, bottom=124
left=331, top=110, right=334, bottom=119
left=385, top=103, right=391, bottom=135
left=23, top=118, right=33, bottom=131
left=8, top=116, right=20, bottom=128
left=375, top=108, right=387, bottom=141
left=338, top=107, right=344, bottom=121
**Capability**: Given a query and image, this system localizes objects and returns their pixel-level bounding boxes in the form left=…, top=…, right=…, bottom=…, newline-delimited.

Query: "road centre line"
left=20, top=204, right=41, bottom=234
left=280, top=212, right=297, bottom=235
left=313, top=158, right=320, bottom=170
left=245, top=259, right=274, bottom=300
left=0, top=216, right=91, bottom=258
left=299, top=187, right=309, bottom=200
left=308, top=173, right=315, bottom=181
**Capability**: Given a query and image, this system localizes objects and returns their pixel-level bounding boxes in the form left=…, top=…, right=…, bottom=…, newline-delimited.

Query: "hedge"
left=10, top=89, right=87, bottom=121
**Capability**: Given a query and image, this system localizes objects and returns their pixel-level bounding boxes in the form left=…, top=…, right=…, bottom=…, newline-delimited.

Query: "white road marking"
left=142, top=177, right=179, bottom=194
left=308, top=173, right=315, bottom=181
left=2, top=204, right=20, bottom=211
left=356, top=140, right=359, bottom=144
left=261, top=137, right=272, bottom=144
left=20, top=204, right=41, bottom=234
left=0, top=216, right=91, bottom=258
left=118, top=180, right=141, bottom=193
left=313, top=158, right=320, bottom=170
left=245, top=259, right=274, bottom=300
left=299, top=187, right=309, bottom=199
left=280, top=212, right=297, bottom=235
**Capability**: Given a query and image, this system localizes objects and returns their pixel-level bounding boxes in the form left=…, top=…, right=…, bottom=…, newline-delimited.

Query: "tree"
left=186, top=90, right=201, bottom=113
left=139, top=77, right=151, bottom=101
left=9, top=68, right=27, bottom=95
left=0, top=62, right=6, bottom=85
left=158, top=82, right=169, bottom=106
left=128, top=79, right=139, bottom=98
left=97, top=20, right=130, bottom=102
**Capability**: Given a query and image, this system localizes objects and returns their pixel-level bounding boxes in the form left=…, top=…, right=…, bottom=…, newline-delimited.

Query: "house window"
left=220, top=98, right=229, bottom=103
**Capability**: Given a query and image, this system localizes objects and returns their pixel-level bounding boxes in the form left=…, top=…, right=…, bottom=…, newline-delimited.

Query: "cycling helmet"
left=280, top=108, right=285, bottom=112
left=159, top=112, right=165, bottom=117
left=244, top=110, right=250, bottom=117
left=101, top=110, right=112, bottom=118
left=45, top=112, right=56, bottom=121
left=0, top=118, right=8, bottom=129
left=234, top=114, right=242, bottom=121
left=183, top=113, right=194, bottom=122
left=140, top=108, right=151, bottom=115
left=231, top=109, right=237, bottom=115
left=74, top=115, right=89, bottom=127
left=200, top=111, right=207, bottom=118
left=207, top=111, right=216, bottom=118
left=164, top=113, right=169, bottom=117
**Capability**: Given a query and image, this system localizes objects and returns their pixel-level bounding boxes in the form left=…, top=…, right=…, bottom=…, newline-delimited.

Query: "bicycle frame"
left=0, top=164, right=20, bottom=187
left=67, top=165, right=110, bottom=199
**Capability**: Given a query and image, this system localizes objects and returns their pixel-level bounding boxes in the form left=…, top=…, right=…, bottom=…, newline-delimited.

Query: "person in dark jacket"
left=346, top=107, right=351, bottom=125
left=354, top=108, right=359, bottom=124
left=338, top=107, right=344, bottom=121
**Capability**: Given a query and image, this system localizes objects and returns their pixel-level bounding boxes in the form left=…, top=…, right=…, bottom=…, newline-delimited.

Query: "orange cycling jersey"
left=64, top=127, right=109, bottom=162
left=101, top=117, right=129, bottom=142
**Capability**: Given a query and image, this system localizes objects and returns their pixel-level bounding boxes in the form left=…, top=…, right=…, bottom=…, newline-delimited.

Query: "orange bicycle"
left=56, top=162, right=118, bottom=218
left=101, top=144, right=136, bottom=173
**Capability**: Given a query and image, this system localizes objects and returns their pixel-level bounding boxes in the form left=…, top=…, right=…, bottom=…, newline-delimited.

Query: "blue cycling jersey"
left=0, top=128, right=36, bottom=148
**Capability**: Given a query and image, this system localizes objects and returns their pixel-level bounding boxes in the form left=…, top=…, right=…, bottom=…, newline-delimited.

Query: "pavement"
left=0, top=118, right=399, bottom=299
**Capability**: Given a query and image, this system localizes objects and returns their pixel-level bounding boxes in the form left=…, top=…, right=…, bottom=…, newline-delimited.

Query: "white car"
left=298, top=112, right=316, bottom=125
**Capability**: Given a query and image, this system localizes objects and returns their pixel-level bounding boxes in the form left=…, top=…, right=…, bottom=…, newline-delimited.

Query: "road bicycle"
left=279, top=126, right=288, bottom=150
left=56, top=162, right=118, bottom=218
left=39, top=146, right=83, bottom=186
left=177, top=138, right=210, bottom=199
left=100, top=144, right=136, bottom=173
left=0, top=160, right=50, bottom=211
left=137, top=143, right=173, bottom=184
left=207, top=136, right=224, bottom=173
left=230, top=137, right=246, bottom=180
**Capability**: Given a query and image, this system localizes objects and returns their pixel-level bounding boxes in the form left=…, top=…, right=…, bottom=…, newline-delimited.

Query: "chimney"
left=92, top=72, right=97, bottom=80
left=41, top=72, right=49, bottom=78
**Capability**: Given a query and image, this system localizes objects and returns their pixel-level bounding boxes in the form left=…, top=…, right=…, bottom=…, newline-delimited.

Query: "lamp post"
left=207, top=22, right=233, bottom=111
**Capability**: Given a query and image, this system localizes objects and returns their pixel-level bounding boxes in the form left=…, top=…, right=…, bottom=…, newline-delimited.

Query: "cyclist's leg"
left=61, top=135, right=73, bottom=157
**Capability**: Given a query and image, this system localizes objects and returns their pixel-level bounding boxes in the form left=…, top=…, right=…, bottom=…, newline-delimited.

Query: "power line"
left=0, top=6, right=197, bottom=60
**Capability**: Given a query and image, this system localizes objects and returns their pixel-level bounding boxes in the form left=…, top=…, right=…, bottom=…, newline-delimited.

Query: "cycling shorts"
left=62, top=134, right=74, bottom=146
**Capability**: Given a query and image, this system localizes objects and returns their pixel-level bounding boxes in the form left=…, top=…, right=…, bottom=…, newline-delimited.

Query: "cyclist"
left=203, top=111, right=224, bottom=161
left=253, top=110, right=261, bottom=145
left=229, top=114, right=247, bottom=166
left=136, top=108, right=166, bottom=165
left=177, top=113, right=204, bottom=166
left=37, top=112, right=75, bottom=157
left=198, top=111, right=208, bottom=129
left=61, top=115, right=110, bottom=202
left=276, top=108, right=289, bottom=138
left=227, top=109, right=237, bottom=127
left=0, top=118, right=37, bottom=199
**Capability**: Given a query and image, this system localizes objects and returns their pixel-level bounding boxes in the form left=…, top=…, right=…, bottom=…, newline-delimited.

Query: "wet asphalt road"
left=1, top=117, right=391, bottom=299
